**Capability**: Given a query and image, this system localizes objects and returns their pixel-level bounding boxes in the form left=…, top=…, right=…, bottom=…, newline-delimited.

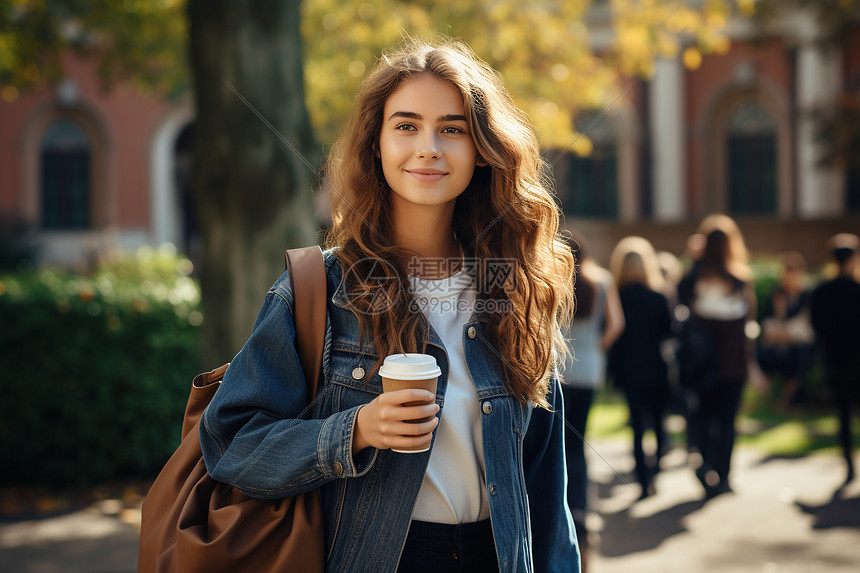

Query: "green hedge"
left=0, top=246, right=201, bottom=487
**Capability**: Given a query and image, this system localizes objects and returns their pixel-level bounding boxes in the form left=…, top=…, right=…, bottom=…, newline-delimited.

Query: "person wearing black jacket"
left=609, top=237, right=672, bottom=499
left=676, top=217, right=757, bottom=499
left=811, top=233, right=860, bottom=487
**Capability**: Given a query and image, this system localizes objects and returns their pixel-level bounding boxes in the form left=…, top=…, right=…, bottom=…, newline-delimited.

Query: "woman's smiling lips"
left=406, top=168, right=448, bottom=183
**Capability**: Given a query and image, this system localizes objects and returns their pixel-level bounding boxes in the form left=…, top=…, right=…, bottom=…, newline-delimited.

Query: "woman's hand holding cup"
left=353, top=389, right=439, bottom=454
left=352, top=354, right=441, bottom=454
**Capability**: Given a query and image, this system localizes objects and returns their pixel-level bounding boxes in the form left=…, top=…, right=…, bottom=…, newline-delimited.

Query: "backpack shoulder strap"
left=285, top=246, right=326, bottom=400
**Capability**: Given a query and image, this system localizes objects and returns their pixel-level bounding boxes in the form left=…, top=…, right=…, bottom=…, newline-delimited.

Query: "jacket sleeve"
left=199, top=271, right=376, bottom=499
left=677, top=270, right=696, bottom=308
left=523, top=375, right=581, bottom=573
left=810, top=285, right=825, bottom=336
left=659, top=291, right=673, bottom=338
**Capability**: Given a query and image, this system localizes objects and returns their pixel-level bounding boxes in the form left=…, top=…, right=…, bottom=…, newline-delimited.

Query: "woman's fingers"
left=383, top=415, right=439, bottom=435
left=376, top=389, right=437, bottom=422
left=377, top=389, right=436, bottom=407
left=352, top=391, right=439, bottom=453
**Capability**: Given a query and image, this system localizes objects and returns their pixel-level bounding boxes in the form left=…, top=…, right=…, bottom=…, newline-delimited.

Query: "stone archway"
left=149, top=102, right=194, bottom=251
left=696, top=77, right=793, bottom=218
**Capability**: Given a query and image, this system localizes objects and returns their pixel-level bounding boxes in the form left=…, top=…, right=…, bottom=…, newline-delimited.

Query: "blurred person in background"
left=757, top=252, right=814, bottom=410
left=677, top=215, right=757, bottom=499
left=657, top=250, right=695, bottom=451
left=685, top=232, right=706, bottom=263
left=561, top=233, right=625, bottom=567
left=811, top=233, right=860, bottom=487
left=657, top=250, right=684, bottom=309
left=608, top=236, right=672, bottom=500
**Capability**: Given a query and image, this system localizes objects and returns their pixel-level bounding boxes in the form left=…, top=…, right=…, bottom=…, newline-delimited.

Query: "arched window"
left=561, top=111, right=618, bottom=218
left=40, top=119, right=91, bottom=229
left=726, top=100, right=777, bottom=215
left=174, top=122, right=200, bottom=259
left=841, top=81, right=860, bottom=213
left=844, top=136, right=860, bottom=212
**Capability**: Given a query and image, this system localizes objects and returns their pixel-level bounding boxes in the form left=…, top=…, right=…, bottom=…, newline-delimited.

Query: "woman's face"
left=781, top=266, right=803, bottom=293
left=378, top=73, right=483, bottom=213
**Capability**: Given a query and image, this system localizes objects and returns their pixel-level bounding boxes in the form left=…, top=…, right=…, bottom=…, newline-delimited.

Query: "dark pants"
left=622, top=384, right=669, bottom=491
left=560, top=385, right=595, bottom=539
left=830, top=375, right=860, bottom=476
left=757, top=344, right=813, bottom=381
left=693, top=378, right=745, bottom=488
left=397, top=520, right=498, bottom=573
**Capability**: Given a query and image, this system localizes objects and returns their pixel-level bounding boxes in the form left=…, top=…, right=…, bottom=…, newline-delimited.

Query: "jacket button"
left=351, top=367, right=365, bottom=380
left=488, top=484, right=497, bottom=495
left=334, top=461, right=344, bottom=476
left=482, top=401, right=492, bottom=415
left=467, top=326, right=477, bottom=339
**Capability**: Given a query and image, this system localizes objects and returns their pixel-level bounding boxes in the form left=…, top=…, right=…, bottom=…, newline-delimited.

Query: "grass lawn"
left=585, top=386, right=860, bottom=458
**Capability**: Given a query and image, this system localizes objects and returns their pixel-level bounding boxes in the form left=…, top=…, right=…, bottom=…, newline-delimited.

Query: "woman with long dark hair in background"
left=677, top=215, right=757, bottom=499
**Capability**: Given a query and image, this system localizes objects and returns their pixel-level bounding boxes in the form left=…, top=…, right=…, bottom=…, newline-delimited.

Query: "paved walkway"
left=586, top=440, right=860, bottom=573
left=0, top=500, right=140, bottom=573
left=0, top=439, right=858, bottom=572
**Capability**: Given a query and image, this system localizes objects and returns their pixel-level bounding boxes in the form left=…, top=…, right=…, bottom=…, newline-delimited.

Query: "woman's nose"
left=416, top=133, right=440, bottom=159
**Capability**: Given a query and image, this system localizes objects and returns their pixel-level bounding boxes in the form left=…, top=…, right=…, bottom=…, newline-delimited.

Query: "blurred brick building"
left=2, top=8, right=859, bottom=269
left=556, top=7, right=860, bottom=266
left=0, top=53, right=194, bottom=268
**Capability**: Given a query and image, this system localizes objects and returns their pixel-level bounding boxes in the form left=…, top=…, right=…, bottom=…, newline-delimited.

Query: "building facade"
left=555, top=8, right=860, bottom=266
left=0, top=54, right=194, bottom=268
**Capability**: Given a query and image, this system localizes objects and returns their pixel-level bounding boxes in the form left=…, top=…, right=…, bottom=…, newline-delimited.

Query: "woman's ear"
left=373, top=142, right=381, bottom=158
left=476, top=156, right=488, bottom=167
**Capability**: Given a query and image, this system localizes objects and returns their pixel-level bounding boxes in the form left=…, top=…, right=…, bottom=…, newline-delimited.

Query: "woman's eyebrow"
left=388, top=111, right=420, bottom=121
left=387, top=111, right=468, bottom=122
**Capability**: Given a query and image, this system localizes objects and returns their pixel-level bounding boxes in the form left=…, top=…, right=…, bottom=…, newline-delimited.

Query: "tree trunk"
left=188, top=0, right=319, bottom=366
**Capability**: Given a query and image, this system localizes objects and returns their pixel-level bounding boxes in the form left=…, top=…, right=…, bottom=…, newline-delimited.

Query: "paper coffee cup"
left=379, top=353, right=441, bottom=453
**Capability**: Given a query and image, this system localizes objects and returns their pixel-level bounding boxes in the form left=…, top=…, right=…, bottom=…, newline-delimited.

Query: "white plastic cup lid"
left=378, top=353, right=441, bottom=380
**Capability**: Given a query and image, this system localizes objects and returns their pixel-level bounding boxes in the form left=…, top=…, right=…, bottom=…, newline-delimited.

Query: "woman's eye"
left=442, top=126, right=465, bottom=134
left=395, top=123, right=417, bottom=131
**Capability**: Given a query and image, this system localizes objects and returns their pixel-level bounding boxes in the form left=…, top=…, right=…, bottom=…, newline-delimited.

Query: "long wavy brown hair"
left=696, top=214, right=751, bottom=281
left=324, top=39, right=574, bottom=407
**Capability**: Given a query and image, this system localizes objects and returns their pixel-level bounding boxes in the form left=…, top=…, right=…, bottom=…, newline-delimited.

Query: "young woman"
left=677, top=214, right=757, bottom=499
left=607, top=236, right=672, bottom=499
left=757, top=252, right=814, bottom=410
left=199, top=39, right=579, bottom=573
left=811, top=233, right=860, bottom=487
left=561, top=233, right=624, bottom=569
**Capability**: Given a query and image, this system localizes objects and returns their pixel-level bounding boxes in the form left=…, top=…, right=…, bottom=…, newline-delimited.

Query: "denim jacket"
left=200, top=249, right=580, bottom=573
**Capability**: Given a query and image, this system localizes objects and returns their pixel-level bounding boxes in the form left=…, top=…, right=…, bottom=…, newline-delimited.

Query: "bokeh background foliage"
left=0, top=246, right=201, bottom=487
left=302, top=0, right=731, bottom=149
left=2, top=0, right=732, bottom=150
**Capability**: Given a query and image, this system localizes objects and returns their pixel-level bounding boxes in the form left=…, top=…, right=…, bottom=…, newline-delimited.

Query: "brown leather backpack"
left=138, top=246, right=326, bottom=573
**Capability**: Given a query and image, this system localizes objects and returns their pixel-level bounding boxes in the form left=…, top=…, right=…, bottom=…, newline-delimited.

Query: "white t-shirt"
left=562, top=268, right=611, bottom=389
left=693, top=278, right=748, bottom=321
left=408, top=269, right=490, bottom=524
